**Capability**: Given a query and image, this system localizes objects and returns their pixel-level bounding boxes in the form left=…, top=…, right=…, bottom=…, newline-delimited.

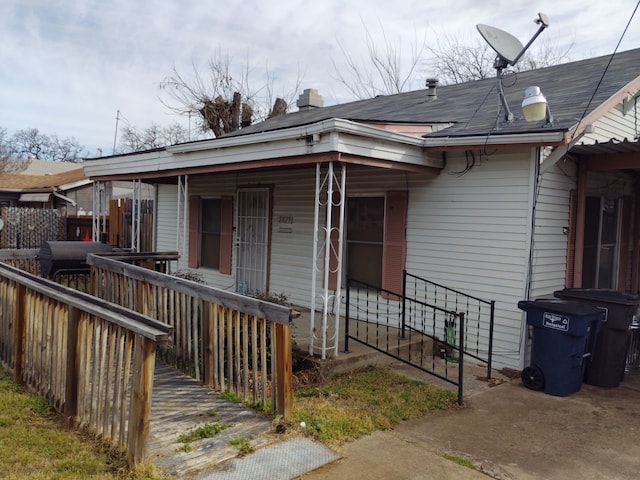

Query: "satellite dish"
left=476, top=24, right=523, bottom=65
left=476, top=13, right=550, bottom=125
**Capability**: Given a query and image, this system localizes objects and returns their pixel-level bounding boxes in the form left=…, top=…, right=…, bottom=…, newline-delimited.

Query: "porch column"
left=310, top=162, right=346, bottom=359
left=92, top=181, right=107, bottom=242
left=176, top=175, right=188, bottom=266
left=131, top=179, right=142, bottom=252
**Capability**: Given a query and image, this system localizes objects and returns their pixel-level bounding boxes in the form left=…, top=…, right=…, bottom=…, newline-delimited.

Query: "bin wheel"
left=521, top=365, right=544, bottom=390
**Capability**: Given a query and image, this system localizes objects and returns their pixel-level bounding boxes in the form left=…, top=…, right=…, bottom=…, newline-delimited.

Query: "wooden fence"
left=88, top=253, right=294, bottom=417
left=108, top=198, right=154, bottom=250
left=0, top=249, right=40, bottom=275
left=0, top=207, right=66, bottom=248
left=0, top=262, right=171, bottom=465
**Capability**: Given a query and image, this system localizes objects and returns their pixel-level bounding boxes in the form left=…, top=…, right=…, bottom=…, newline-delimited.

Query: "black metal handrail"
left=404, top=270, right=495, bottom=379
left=345, top=277, right=465, bottom=405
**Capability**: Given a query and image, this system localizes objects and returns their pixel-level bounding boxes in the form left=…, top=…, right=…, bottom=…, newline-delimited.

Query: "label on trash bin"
left=543, top=312, right=569, bottom=331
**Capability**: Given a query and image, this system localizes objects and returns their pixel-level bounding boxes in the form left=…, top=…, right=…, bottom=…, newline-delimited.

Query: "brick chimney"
left=297, top=88, right=324, bottom=111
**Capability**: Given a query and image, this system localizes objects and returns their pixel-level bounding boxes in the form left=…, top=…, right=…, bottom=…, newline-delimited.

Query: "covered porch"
left=567, top=139, right=640, bottom=293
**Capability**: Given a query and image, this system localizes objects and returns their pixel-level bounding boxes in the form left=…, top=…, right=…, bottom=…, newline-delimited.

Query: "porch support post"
left=92, top=181, right=107, bottom=242
left=176, top=175, right=188, bottom=266
left=310, top=165, right=320, bottom=356
left=332, top=165, right=346, bottom=357
left=310, top=162, right=346, bottom=359
left=131, top=179, right=141, bottom=252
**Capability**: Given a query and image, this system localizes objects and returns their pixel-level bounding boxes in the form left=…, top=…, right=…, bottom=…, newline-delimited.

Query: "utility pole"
left=112, top=110, right=120, bottom=154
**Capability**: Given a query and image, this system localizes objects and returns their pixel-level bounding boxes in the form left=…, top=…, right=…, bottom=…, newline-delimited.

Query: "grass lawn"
left=291, top=366, right=459, bottom=446
left=0, top=366, right=159, bottom=480
left=1, top=362, right=458, bottom=477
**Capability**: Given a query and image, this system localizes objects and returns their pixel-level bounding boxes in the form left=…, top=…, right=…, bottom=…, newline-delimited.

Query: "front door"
left=582, top=196, right=620, bottom=289
left=236, top=188, right=270, bottom=295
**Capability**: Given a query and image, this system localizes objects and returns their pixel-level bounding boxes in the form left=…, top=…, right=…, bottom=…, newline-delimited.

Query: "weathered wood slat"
left=87, top=254, right=291, bottom=325
left=0, top=260, right=171, bottom=467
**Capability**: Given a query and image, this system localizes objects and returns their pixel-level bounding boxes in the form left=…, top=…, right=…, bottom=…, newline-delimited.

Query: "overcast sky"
left=2, top=0, right=639, bottom=156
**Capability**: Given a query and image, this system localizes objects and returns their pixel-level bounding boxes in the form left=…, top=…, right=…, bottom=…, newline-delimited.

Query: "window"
left=582, top=196, right=620, bottom=289
left=342, top=191, right=407, bottom=294
left=347, top=197, right=385, bottom=288
left=188, top=195, right=233, bottom=274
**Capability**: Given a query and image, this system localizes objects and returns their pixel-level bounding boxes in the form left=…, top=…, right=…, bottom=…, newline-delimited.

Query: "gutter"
left=422, top=131, right=566, bottom=149
left=166, top=118, right=426, bottom=154
left=53, top=189, right=77, bottom=207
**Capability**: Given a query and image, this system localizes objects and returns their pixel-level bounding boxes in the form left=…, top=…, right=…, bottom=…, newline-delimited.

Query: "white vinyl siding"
left=529, top=158, right=578, bottom=298
left=583, top=95, right=640, bottom=143
left=405, top=150, right=533, bottom=369
left=156, top=184, right=179, bottom=255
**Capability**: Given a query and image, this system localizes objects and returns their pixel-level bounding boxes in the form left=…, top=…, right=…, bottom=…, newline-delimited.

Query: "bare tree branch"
left=160, top=48, right=302, bottom=137
left=332, top=20, right=427, bottom=99
left=426, top=33, right=574, bottom=85
left=117, top=122, right=194, bottom=153
left=3, top=128, right=85, bottom=163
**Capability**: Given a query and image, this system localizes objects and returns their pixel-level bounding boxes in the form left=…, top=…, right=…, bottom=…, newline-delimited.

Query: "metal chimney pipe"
left=426, top=78, right=438, bottom=99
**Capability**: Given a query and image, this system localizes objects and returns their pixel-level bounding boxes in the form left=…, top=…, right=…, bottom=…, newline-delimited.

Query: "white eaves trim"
left=84, top=119, right=440, bottom=178
left=165, top=118, right=425, bottom=153
left=59, top=178, right=93, bottom=190
left=422, top=131, right=566, bottom=148
left=82, top=118, right=569, bottom=179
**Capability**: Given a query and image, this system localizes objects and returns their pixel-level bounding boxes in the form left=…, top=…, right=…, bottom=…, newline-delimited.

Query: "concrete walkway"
left=298, top=365, right=640, bottom=479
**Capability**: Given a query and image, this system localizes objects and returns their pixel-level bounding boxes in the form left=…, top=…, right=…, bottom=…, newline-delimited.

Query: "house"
left=0, top=159, right=90, bottom=212
left=83, top=48, right=640, bottom=370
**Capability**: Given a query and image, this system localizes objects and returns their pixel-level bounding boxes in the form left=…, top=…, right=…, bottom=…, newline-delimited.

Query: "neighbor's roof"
left=226, top=48, right=640, bottom=139
left=12, top=158, right=84, bottom=176
left=0, top=167, right=86, bottom=190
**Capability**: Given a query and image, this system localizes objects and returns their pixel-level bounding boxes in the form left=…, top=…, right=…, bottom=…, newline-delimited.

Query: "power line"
left=571, top=0, right=640, bottom=141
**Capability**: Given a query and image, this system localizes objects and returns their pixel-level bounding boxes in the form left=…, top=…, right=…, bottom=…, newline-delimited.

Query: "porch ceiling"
left=570, top=139, right=640, bottom=156
left=570, top=139, right=640, bottom=171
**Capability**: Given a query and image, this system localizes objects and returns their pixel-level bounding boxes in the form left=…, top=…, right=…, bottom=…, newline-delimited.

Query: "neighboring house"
left=83, top=48, right=640, bottom=370
left=0, top=161, right=91, bottom=213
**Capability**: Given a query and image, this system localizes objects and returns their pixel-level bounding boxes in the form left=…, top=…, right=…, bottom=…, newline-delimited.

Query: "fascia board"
left=82, top=150, right=173, bottom=177
left=422, top=131, right=566, bottom=148
left=165, top=118, right=426, bottom=154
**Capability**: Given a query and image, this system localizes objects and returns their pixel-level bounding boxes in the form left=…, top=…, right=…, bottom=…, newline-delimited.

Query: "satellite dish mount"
left=477, top=13, right=549, bottom=125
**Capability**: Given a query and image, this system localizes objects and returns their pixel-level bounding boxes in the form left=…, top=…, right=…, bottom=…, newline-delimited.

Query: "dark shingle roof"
left=229, top=48, right=640, bottom=139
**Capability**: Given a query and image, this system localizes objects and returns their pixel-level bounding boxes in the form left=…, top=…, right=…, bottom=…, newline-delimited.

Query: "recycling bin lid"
left=554, top=288, right=640, bottom=306
left=518, top=298, right=604, bottom=336
left=518, top=298, right=605, bottom=318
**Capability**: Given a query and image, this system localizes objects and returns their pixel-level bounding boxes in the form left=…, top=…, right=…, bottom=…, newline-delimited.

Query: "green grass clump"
left=177, top=423, right=231, bottom=444
left=443, top=453, right=476, bottom=469
left=292, top=367, right=457, bottom=446
left=229, top=437, right=254, bottom=456
left=0, top=366, right=160, bottom=479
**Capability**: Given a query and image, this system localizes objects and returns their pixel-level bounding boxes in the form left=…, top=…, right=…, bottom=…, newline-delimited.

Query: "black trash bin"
left=518, top=298, right=603, bottom=396
left=554, top=289, right=639, bottom=388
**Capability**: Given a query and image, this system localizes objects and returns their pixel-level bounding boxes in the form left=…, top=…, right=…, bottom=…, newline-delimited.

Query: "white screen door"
left=236, top=188, right=269, bottom=295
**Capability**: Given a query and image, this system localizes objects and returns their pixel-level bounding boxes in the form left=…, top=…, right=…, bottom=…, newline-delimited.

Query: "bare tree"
left=333, top=21, right=427, bottom=99
left=427, top=33, right=574, bottom=85
left=160, top=49, right=302, bottom=137
left=117, top=122, right=195, bottom=153
left=0, top=127, right=30, bottom=173
left=8, top=128, right=85, bottom=163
